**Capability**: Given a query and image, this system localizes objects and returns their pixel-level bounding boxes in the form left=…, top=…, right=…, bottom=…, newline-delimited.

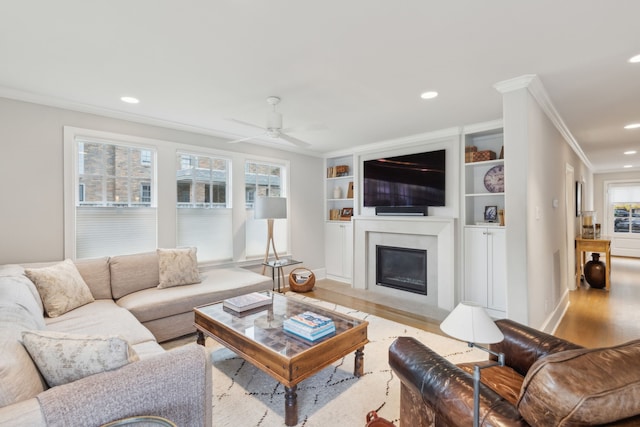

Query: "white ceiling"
left=1, top=1, right=639, bottom=171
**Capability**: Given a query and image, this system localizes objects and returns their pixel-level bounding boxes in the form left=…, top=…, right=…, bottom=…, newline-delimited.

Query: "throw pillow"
left=25, top=259, right=95, bottom=317
left=157, top=247, right=201, bottom=289
left=517, top=339, right=640, bottom=426
left=21, top=330, right=139, bottom=387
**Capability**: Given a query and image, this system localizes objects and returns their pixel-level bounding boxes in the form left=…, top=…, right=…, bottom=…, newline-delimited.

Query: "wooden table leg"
left=284, top=385, right=298, bottom=426
left=196, top=330, right=205, bottom=346
left=605, top=244, right=611, bottom=291
left=354, top=347, right=365, bottom=377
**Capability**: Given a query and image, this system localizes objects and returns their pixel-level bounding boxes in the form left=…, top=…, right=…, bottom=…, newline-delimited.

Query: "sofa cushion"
left=110, top=252, right=159, bottom=299
left=117, top=267, right=272, bottom=323
left=457, top=362, right=524, bottom=406
left=0, top=304, right=47, bottom=408
left=21, top=330, right=139, bottom=387
left=518, top=339, right=640, bottom=426
left=74, top=257, right=112, bottom=300
left=157, top=247, right=201, bottom=289
left=45, top=300, right=157, bottom=346
left=24, top=259, right=95, bottom=317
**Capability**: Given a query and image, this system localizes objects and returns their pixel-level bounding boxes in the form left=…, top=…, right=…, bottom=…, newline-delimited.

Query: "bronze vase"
left=584, top=253, right=606, bottom=289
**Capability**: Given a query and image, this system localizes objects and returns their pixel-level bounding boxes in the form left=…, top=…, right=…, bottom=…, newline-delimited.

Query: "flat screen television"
left=363, top=149, right=445, bottom=208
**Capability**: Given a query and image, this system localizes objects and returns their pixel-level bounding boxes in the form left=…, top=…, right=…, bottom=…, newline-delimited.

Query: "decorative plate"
left=484, top=164, right=504, bottom=193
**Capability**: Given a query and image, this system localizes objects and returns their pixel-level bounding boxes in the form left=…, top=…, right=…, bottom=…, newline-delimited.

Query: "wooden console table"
left=575, top=237, right=611, bottom=290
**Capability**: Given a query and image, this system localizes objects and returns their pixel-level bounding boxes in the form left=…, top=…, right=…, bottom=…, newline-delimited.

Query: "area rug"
left=198, top=293, right=486, bottom=426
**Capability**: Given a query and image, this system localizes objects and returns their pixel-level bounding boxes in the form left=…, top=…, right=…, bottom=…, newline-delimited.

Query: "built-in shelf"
left=325, top=154, right=355, bottom=222
left=463, top=129, right=505, bottom=226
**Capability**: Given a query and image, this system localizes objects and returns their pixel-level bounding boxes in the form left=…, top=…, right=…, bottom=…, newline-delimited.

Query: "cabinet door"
left=342, top=222, right=353, bottom=280
left=464, top=227, right=489, bottom=306
left=487, top=228, right=507, bottom=311
left=325, top=222, right=353, bottom=280
left=325, top=222, right=344, bottom=277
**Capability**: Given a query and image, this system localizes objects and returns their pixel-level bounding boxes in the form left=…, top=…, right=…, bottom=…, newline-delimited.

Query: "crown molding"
left=494, top=75, right=593, bottom=171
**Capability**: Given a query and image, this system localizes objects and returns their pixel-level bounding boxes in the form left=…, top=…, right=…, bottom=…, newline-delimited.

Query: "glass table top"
left=195, top=292, right=366, bottom=358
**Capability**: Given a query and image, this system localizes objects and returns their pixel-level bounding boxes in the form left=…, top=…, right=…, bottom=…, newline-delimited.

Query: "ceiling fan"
left=227, top=96, right=323, bottom=148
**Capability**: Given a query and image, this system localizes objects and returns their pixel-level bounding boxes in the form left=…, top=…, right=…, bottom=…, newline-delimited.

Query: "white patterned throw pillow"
left=157, top=247, right=201, bottom=288
left=24, top=259, right=95, bottom=317
left=21, top=330, right=139, bottom=387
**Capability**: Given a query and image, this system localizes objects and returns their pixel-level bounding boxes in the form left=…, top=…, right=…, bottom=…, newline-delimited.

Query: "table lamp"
left=440, top=302, right=505, bottom=427
left=254, top=196, right=287, bottom=274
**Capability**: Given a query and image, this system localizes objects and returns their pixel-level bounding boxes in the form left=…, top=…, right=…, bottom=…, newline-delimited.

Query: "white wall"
left=0, top=97, right=325, bottom=268
left=502, top=83, right=591, bottom=330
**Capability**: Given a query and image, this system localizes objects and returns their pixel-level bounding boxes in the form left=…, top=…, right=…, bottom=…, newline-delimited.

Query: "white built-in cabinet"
left=324, top=154, right=355, bottom=282
left=462, top=125, right=507, bottom=317
left=325, top=222, right=353, bottom=281
left=463, top=227, right=506, bottom=317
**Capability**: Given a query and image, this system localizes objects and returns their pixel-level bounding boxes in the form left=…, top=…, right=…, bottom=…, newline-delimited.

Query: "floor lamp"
left=440, top=302, right=505, bottom=427
left=254, top=196, right=287, bottom=275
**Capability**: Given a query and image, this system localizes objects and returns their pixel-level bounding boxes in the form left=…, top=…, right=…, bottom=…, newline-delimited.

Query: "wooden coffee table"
left=194, top=292, right=369, bottom=426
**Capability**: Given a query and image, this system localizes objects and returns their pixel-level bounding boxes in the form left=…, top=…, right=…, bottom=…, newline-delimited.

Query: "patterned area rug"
left=196, top=293, right=485, bottom=426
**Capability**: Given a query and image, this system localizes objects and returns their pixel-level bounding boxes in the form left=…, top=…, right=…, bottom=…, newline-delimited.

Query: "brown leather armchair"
left=389, top=319, right=640, bottom=426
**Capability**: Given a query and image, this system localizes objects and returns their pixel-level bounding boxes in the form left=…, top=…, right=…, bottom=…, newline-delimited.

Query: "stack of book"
left=283, top=311, right=336, bottom=341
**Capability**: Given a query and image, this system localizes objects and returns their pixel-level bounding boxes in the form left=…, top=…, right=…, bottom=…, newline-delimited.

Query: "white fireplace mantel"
left=352, top=215, right=455, bottom=311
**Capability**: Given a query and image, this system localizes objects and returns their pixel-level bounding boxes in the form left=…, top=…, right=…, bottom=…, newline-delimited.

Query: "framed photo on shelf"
left=340, top=207, right=353, bottom=220
left=484, top=205, right=498, bottom=222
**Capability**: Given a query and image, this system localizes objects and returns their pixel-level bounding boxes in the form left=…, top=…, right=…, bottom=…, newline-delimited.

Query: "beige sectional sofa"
left=0, top=250, right=273, bottom=426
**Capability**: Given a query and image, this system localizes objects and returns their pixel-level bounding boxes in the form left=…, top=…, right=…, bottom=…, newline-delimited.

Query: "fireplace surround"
left=352, top=216, right=455, bottom=312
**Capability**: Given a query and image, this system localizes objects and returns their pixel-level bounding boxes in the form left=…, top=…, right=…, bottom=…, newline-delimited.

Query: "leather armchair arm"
left=490, top=319, right=582, bottom=376
left=389, top=337, right=527, bottom=427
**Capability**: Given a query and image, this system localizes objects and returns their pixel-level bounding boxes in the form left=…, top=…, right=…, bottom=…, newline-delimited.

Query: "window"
left=245, top=161, right=287, bottom=258
left=244, top=161, right=282, bottom=208
left=140, top=150, right=152, bottom=166
left=176, top=152, right=232, bottom=262
left=609, top=185, right=640, bottom=234
left=73, top=139, right=157, bottom=258
left=140, top=183, right=151, bottom=203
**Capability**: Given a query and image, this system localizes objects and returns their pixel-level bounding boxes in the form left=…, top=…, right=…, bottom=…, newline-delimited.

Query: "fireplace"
left=376, top=245, right=427, bottom=295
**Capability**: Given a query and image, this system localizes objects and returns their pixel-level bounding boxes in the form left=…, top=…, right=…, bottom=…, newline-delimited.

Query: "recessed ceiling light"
left=121, top=96, right=140, bottom=104
left=420, top=91, right=438, bottom=99
left=625, top=150, right=637, bottom=155
left=629, top=54, right=640, bottom=63
left=624, top=165, right=633, bottom=168
left=624, top=123, right=640, bottom=129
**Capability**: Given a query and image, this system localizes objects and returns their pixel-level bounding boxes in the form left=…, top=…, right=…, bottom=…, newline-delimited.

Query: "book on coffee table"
left=223, top=292, right=272, bottom=313
left=283, top=311, right=336, bottom=341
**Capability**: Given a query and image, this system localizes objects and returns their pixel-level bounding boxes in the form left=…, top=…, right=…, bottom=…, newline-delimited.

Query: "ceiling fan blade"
left=227, top=118, right=266, bottom=131
left=227, top=133, right=266, bottom=144
left=281, top=123, right=328, bottom=133
left=279, top=133, right=312, bottom=148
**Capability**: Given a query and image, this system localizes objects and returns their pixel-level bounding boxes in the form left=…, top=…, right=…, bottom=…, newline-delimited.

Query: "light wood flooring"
left=306, top=256, right=640, bottom=348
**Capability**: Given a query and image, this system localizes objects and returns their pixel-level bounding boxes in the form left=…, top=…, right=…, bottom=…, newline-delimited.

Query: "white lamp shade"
left=440, top=301, right=504, bottom=344
left=254, top=197, right=287, bottom=220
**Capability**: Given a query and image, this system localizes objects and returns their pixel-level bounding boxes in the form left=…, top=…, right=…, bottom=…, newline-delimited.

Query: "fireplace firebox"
left=376, top=245, right=427, bottom=295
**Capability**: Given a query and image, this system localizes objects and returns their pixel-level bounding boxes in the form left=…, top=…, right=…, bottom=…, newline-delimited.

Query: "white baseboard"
left=540, top=289, right=570, bottom=334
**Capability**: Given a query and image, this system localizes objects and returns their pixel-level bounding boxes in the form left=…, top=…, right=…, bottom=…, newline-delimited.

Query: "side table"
left=262, top=259, right=302, bottom=292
